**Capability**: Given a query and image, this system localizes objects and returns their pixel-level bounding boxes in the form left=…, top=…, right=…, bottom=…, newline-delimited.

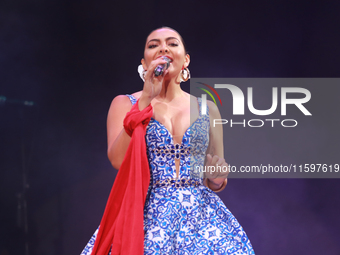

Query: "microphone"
left=154, top=56, right=171, bottom=77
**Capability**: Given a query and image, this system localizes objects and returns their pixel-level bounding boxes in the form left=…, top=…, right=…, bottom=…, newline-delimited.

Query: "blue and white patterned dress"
left=81, top=95, right=254, bottom=255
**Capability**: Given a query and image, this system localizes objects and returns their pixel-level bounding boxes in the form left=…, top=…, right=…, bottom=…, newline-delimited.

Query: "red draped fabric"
left=91, top=100, right=152, bottom=255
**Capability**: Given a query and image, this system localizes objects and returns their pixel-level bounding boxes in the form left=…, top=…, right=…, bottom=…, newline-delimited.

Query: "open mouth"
left=157, top=56, right=173, bottom=62
left=165, top=56, right=173, bottom=62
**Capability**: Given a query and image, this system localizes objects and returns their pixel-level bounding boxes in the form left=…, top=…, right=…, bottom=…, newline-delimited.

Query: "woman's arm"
left=107, top=95, right=134, bottom=170
left=107, top=58, right=169, bottom=169
left=204, top=100, right=229, bottom=192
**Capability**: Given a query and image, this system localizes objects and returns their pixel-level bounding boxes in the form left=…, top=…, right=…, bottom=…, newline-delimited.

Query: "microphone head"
left=163, top=56, right=171, bottom=69
left=154, top=56, right=171, bottom=76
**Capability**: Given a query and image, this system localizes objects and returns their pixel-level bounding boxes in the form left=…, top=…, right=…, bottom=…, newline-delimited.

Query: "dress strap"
left=197, top=97, right=209, bottom=117
left=126, top=94, right=137, bottom=105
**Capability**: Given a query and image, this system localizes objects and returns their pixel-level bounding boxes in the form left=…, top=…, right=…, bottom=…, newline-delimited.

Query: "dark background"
left=1, top=0, right=340, bottom=254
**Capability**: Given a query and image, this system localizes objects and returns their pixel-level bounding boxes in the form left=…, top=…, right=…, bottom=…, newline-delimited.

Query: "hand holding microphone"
left=154, top=56, right=171, bottom=76
left=138, top=56, right=172, bottom=110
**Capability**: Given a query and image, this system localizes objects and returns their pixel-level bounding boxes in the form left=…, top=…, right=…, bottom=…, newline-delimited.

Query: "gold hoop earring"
left=181, top=67, right=190, bottom=82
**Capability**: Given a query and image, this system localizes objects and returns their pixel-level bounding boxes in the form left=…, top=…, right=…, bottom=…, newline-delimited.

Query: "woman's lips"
left=157, top=55, right=173, bottom=62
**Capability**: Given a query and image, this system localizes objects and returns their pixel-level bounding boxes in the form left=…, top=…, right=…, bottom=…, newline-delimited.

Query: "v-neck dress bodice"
left=143, top=100, right=209, bottom=182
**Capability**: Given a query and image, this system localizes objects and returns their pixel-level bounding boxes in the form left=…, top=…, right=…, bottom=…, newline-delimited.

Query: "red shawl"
left=91, top=100, right=152, bottom=255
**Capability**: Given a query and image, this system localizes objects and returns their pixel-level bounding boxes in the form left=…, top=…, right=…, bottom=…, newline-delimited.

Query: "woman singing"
left=82, top=27, right=254, bottom=255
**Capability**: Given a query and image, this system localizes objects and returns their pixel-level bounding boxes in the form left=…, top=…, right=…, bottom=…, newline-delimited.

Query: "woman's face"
left=142, top=28, right=190, bottom=79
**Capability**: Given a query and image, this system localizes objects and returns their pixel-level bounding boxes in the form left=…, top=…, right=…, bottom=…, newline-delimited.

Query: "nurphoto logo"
left=195, top=80, right=312, bottom=128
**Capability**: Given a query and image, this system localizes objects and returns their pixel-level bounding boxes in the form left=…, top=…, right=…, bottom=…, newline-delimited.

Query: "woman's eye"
left=169, top=43, right=178, bottom=47
left=148, top=44, right=158, bottom=49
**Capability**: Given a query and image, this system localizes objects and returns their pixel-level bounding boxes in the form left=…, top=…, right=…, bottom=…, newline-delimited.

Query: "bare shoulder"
left=207, top=100, right=222, bottom=119
left=189, top=93, right=197, bottom=101
left=109, top=95, right=132, bottom=112
left=189, top=94, right=198, bottom=106
left=108, top=93, right=137, bottom=118
left=108, top=91, right=143, bottom=111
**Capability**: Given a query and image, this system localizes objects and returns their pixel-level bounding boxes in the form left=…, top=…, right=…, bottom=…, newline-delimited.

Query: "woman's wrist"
left=138, top=93, right=153, bottom=111
left=208, top=178, right=223, bottom=189
left=205, top=178, right=227, bottom=192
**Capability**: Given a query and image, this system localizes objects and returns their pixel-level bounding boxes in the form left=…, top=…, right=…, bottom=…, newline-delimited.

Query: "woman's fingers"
left=210, top=155, right=225, bottom=166
left=205, top=154, right=229, bottom=179
left=206, top=154, right=213, bottom=164
left=144, top=58, right=168, bottom=81
left=141, top=58, right=169, bottom=99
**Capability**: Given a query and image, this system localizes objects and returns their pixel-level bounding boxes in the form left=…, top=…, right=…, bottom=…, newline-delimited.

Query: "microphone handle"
left=154, top=57, right=170, bottom=77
